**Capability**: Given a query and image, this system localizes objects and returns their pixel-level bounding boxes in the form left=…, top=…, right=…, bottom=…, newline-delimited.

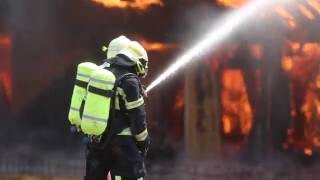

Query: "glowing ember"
left=222, top=115, right=232, bottom=134
left=217, top=0, right=248, bottom=8
left=304, top=148, right=313, bottom=156
left=92, top=0, right=164, bottom=10
left=281, top=56, right=293, bottom=72
left=221, top=70, right=253, bottom=137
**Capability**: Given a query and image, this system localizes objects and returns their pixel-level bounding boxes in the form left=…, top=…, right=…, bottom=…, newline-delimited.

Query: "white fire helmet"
left=118, top=41, right=149, bottom=77
left=102, top=35, right=131, bottom=59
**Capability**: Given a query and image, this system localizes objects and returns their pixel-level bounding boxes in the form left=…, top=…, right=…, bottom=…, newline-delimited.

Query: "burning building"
left=0, top=0, right=320, bottom=179
left=184, top=0, right=320, bottom=163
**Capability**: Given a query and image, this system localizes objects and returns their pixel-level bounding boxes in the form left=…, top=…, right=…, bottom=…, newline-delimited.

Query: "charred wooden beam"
left=185, top=60, right=221, bottom=160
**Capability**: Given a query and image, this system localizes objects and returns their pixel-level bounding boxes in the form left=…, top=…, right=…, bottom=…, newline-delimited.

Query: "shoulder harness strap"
left=97, top=73, right=138, bottom=149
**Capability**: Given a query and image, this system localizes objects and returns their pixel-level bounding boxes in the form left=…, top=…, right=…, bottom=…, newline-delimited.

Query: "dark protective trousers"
left=84, top=136, right=145, bottom=180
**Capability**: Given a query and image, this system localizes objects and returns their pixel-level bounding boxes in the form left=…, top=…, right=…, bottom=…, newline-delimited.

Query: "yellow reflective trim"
left=126, top=97, right=144, bottom=106
left=126, top=97, right=144, bottom=110
left=117, top=87, right=126, bottom=96
left=117, top=127, right=132, bottom=136
left=76, top=74, right=90, bottom=82
left=116, top=87, right=144, bottom=110
left=77, top=73, right=91, bottom=79
left=115, top=87, right=126, bottom=110
left=76, top=62, right=99, bottom=84
left=82, top=114, right=107, bottom=123
left=115, top=176, right=121, bottom=180
left=115, top=96, right=120, bottom=110
left=70, top=107, right=80, bottom=112
left=116, top=87, right=127, bottom=110
left=135, top=129, right=148, bottom=141
left=89, top=78, right=114, bottom=86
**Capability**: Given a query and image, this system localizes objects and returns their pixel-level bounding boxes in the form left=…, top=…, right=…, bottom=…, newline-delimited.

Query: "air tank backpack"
left=68, top=61, right=136, bottom=142
left=68, top=61, right=116, bottom=139
left=68, top=62, right=100, bottom=130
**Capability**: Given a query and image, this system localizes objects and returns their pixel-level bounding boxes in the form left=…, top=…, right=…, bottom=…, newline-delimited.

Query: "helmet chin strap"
left=135, top=59, right=147, bottom=77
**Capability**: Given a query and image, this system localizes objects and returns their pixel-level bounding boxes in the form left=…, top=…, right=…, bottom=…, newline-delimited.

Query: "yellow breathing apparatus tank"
left=80, top=68, right=116, bottom=136
left=68, top=62, right=99, bottom=128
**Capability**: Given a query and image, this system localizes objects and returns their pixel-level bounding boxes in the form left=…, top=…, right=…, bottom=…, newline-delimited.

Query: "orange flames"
left=218, top=0, right=317, bottom=29
left=92, top=0, right=164, bottom=10
left=0, top=35, right=13, bottom=103
left=275, top=6, right=297, bottom=29
left=138, top=39, right=176, bottom=52
left=307, top=0, right=320, bottom=15
left=275, top=1, right=319, bottom=29
left=273, top=0, right=320, bottom=155
left=216, top=0, right=320, bottom=155
left=282, top=41, right=320, bottom=152
left=298, top=4, right=315, bottom=20
left=282, top=42, right=320, bottom=77
left=216, top=0, right=248, bottom=8
left=221, top=70, right=253, bottom=137
left=304, top=147, right=313, bottom=156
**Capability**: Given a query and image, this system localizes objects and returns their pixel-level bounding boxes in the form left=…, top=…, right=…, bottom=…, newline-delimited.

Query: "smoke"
left=146, top=0, right=283, bottom=92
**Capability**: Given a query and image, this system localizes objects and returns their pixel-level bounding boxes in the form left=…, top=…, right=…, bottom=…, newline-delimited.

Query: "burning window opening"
left=91, top=0, right=164, bottom=10
left=221, top=70, right=253, bottom=141
left=226, top=0, right=320, bottom=156
left=181, top=0, right=320, bottom=157
left=282, top=42, right=320, bottom=155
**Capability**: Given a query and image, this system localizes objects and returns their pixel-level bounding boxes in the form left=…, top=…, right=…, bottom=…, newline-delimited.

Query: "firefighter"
left=84, top=38, right=149, bottom=180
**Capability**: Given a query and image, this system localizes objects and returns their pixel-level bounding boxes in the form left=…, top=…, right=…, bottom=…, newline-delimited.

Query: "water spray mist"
left=146, top=0, right=281, bottom=93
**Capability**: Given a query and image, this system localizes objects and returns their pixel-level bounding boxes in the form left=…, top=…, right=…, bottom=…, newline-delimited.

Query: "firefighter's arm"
left=121, top=77, right=150, bottom=155
left=128, top=106, right=150, bottom=156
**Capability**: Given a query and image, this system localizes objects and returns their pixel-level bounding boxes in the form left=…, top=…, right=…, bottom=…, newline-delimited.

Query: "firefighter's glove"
left=136, top=137, right=150, bottom=157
